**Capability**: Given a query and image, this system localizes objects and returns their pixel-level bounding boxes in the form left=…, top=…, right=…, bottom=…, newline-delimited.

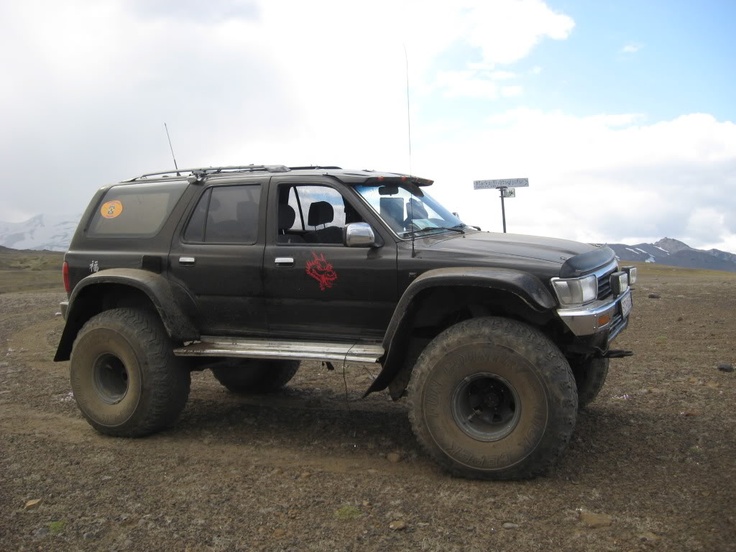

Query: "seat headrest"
left=407, top=198, right=428, bottom=219
left=308, top=201, right=334, bottom=227
left=278, top=204, right=296, bottom=230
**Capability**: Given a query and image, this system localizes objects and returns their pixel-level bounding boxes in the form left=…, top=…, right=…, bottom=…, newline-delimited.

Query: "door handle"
left=178, top=256, right=196, bottom=265
left=275, top=257, right=294, bottom=266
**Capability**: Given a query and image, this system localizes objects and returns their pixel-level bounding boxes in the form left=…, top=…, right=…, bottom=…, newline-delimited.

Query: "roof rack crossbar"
left=287, top=165, right=343, bottom=171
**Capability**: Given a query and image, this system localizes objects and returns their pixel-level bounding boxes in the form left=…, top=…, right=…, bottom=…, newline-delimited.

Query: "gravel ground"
left=0, top=266, right=735, bottom=551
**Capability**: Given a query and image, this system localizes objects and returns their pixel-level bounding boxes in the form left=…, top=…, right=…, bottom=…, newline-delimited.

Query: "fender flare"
left=365, top=267, right=557, bottom=396
left=54, top=268, right=199, bottom=361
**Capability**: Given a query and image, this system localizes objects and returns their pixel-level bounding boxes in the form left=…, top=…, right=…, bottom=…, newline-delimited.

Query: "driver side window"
left=277, top=185, right=362, bottom=245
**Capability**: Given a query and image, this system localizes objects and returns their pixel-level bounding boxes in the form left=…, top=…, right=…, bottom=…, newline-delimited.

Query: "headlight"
left=551, top=274, right=598, bottom=306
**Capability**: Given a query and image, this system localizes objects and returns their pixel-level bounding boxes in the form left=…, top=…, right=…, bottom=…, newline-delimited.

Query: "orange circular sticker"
left=100, top=200, right=123, bottom=219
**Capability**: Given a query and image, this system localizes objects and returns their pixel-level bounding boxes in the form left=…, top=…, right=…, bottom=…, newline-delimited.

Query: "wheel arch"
left=54, top=268, right=199, bottom=361
left=365, top=267, right=558, bottom=398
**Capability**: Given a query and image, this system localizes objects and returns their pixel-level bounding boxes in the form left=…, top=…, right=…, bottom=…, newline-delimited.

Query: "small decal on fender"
left=306, top=252, right=338, bottom=291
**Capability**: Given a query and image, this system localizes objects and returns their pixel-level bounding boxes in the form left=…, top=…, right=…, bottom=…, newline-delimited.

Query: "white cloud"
left=412, top=111, right=736, bottom=251
left=404, top=0, right=573, bottom=100
left=127, top=0, right=259, bottom=22
left=433, top=71, right=503, bottom=99
left=0, top=0, right=733, bottom=255
left=464, top=0, right=575, bottom=65
left=621, top=42, right=644, bottom=55
left=501, top=85, right=524, bottom=98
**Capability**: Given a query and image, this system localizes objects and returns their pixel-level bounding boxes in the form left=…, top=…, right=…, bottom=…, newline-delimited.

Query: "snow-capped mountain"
left=607, top=238, right=736, bottom=272
left=0, top=214, right=81, bottom=251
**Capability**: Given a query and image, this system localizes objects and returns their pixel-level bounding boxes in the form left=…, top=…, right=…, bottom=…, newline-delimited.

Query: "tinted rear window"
left=183, top=184, right=261, bottom=244
left=87, top=182, right=188, bottom=237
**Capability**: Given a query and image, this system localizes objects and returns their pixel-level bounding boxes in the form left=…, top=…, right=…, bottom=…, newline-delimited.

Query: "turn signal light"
left=597, top=313, right=612, bottom=327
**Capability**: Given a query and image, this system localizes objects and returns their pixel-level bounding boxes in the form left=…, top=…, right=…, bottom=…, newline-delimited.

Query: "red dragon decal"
left=305, top=251, right=338, bottom=291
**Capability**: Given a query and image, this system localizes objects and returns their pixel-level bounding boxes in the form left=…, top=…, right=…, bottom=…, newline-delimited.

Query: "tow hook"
left=603, top=349, right=634, bottom=359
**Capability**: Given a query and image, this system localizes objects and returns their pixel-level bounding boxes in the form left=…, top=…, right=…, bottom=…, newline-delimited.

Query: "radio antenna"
left=403, top=43, right=413, bottom=176
left=164, top=123, right=180, bottom=176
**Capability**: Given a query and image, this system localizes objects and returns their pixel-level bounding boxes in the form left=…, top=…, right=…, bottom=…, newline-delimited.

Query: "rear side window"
left=87, top=182, right=188, bottom=237
left=183, top=184, right=261, bottom=244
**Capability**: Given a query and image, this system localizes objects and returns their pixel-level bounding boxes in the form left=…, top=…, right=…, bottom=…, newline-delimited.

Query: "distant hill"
left=1, top=214, right=735, bottom=273
left=606, top=237, right=736, bottom=273
left=0, top=214, right=80, bottom=252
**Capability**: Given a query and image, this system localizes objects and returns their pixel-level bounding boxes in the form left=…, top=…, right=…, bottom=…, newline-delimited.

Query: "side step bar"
left=174, top=336, right=385, bottom=364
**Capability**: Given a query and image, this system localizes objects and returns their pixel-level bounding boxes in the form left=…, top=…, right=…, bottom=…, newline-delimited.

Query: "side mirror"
left=344, top=222, right=381, bottom=248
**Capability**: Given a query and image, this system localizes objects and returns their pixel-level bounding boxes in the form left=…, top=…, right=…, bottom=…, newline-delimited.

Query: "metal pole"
left=500, top=187, right=507, bottom=233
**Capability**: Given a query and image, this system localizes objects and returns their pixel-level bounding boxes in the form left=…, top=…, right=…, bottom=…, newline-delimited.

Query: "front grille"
left=597, top=270, right=614, bottom=299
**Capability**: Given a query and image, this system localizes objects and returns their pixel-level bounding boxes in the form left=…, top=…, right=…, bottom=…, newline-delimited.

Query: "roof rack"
left=128, top=164, right=345, bottom=182
left=128, top=165, right=292, bottom=181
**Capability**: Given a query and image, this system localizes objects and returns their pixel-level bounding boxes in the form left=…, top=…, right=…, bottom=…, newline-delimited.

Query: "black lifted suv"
left=55, top=164, right=635, bottom=480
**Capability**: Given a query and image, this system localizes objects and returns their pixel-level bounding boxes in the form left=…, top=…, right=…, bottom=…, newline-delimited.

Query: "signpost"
left=473, top=178, right=529, bottom=233
left=473, top=178, right=529, bottom=190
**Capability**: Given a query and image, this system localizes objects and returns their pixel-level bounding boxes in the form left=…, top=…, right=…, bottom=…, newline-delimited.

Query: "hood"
left=412, top=230, right=610, bottom=277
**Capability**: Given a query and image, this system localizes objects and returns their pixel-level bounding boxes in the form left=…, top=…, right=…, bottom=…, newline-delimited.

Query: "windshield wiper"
left=404, top=226, right=465, bottom=238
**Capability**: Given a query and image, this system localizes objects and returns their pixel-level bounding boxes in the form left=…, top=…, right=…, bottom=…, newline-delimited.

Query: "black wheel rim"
left=93, top=353, right=129, bottom=404
left=451, top=373, right=521, bottom=441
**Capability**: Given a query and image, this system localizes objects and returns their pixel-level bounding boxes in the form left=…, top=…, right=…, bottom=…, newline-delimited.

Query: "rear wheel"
left=408, top=317, right=577, bottom=480
left=211, top=359, right=300, bottom=394
left=70, top=308, right=191, bottom=437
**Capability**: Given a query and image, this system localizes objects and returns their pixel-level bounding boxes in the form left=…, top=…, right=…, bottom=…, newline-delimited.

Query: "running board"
left=174, top=336, right=385, bottom=364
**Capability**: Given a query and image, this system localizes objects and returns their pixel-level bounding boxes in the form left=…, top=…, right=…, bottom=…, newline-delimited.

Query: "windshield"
left=354, top=184, right=465, bottom=238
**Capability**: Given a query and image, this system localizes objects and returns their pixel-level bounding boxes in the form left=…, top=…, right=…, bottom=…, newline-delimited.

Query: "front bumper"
left=557, top=289, right=632, bottom=344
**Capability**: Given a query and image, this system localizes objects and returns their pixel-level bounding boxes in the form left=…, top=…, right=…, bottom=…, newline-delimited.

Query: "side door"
left=263, top=177, right=398, bottom=341
left=168, top=180, right=268, bottom=336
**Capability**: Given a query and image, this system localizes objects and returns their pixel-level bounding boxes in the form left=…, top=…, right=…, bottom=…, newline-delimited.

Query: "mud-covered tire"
left=211, top=359, right=300, bottom=394
left=571, top=357, right=609, bottom=409
left=407, top=317, right=577, bottom=480
left=70, top=308, right=191, bottom=437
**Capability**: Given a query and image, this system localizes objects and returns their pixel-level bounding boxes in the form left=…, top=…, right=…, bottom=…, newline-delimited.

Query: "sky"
left=2, top=0, right=735, bottom=251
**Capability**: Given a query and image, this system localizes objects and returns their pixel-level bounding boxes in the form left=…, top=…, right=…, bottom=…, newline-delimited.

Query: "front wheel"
left=70, top=308, right=191, bottom=437
left=408, top=317, right=577, bottom=480
left=571, top=357, right=609, bottom=409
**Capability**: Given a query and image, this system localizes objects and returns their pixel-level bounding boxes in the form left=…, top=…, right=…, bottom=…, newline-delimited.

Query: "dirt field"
left=0, top=264, right=734, bottom=551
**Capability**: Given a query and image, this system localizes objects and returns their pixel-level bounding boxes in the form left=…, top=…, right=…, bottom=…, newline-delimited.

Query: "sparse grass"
left=334, top=505, right=362, bottom=521
left=0, top=250, right=64, bottom=293
left=630, top=261, right=736, bottom=282
left=48, top=520, right=66, bottom=534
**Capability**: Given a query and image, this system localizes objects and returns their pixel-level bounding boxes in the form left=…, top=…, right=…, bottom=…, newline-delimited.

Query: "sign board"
left=502, top=188, right=516, bottom=198
left=473, top=178, right=529, bottom=190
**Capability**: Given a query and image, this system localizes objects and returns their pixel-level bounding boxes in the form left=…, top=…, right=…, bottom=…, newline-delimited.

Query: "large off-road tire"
left=407, top=317, right=578, bottom=480
left=70, top=308, right=191, bottom=437
left=571, top=357, right=609, bottom=409
left=211, top=359, right=300, bottom=394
